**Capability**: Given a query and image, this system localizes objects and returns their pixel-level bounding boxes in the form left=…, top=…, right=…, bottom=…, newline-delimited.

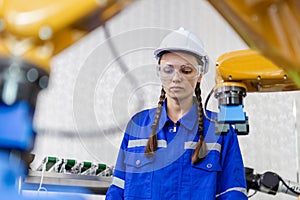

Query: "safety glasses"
left=156, top=63, right=203, bottom=80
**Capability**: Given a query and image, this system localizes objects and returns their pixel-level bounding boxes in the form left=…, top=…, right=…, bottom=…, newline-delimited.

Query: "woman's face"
left=159, top=51, right=202, bottom=102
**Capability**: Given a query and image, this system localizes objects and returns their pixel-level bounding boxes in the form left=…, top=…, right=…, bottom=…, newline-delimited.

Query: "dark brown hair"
left=144, top=88, right=166, bottom=158
left=144, top=82, right=207, bottom=164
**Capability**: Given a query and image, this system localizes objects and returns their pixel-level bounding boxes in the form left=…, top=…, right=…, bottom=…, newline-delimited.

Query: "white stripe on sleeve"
left=216, top=187, right=247, bottom=198
left=128, top=139, right=167, bottom=148
left=112, top=177, right=125, bottom=189
left=184, top=142, right=221, bottom=153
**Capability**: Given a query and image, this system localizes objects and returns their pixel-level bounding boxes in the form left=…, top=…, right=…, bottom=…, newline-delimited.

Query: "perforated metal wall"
left=31, top=1, right=299, bottom=199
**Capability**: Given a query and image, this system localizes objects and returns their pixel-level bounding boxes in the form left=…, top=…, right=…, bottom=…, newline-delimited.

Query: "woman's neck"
left=166, top=96, right=194, bottom=122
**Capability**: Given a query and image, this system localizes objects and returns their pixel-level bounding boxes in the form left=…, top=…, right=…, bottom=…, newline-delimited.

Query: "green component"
left=65, top=159, right=76, bottom=170
left=47, top=157, right=57, bottom=162
left=98, top=164, right=106, bottom=170
left=81, top=162, right=92, bottom=173
left=45, top=156, right=57, bottom=171
left=83, top=162, right=92, bottom=168
left=96, top=164, right=106, bottom=174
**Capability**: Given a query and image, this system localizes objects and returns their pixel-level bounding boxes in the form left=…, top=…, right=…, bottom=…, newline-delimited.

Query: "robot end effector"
left=245, top=167, right=300, bottom=197
left=212, top=49, right=299, bottom=135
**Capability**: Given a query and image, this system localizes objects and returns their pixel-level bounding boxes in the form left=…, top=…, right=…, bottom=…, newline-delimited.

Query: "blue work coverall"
left=106, top=100, right=248, bottom=200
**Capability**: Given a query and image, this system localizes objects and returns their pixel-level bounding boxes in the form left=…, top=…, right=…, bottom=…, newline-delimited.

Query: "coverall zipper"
left=173, top=122, right=177, bottom=132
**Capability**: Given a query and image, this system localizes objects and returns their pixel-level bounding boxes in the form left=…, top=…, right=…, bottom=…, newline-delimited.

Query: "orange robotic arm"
left=208, top=0, right=300, bottom=88
left=0, top=0, right=135, bottom=73
left=0, top=1, right=135, bottom=195
left=212, top=49, right=299, bottom=135
left=215, top=49, right=299, bottom=93
left=0, top=0, right=135, bottom=107
left=207, top=0, right=300, bottom=135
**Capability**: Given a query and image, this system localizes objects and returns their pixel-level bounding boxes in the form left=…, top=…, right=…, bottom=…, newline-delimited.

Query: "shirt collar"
left=157, top=98, right=198, bottom=132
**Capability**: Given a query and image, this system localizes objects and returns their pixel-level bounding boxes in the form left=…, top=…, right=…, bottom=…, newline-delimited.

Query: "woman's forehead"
left=160, top=52, right=198, bottom=65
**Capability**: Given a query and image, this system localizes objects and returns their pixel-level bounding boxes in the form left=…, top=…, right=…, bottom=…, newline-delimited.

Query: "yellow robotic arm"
left=208, top=0, right=300, bottom=88
left=0, top=0, right=134, bottom=73
left=0, top=0, right=134, bottom=108
left=206, top=0, right=300, bottom=135
left=212, top=49, right=299, bottom=135
left=0, top=1, right=135, bottom=197
left=215, top=49, right=299, bottom=93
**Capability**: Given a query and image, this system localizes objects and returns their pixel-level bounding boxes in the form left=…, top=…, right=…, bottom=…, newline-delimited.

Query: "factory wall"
left=30, top=0, right=300, bottom=199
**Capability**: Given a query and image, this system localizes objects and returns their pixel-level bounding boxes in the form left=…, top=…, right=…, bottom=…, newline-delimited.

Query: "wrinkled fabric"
left=106, top=101, right=247, bottom=200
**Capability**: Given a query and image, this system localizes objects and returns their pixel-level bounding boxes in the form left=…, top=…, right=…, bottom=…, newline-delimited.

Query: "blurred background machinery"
left=0, top=0, right=133, bottom=199
left=207, top=1, right=300, bottom=198
left=0, top=0, right=300, bottom=200
left=208, top=0, right=300, bottom=87
left=207, top=0, right=300, bottom=136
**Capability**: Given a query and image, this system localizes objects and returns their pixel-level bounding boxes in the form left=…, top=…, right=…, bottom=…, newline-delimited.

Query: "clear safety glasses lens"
left=156, top=64, right=202, bottom=80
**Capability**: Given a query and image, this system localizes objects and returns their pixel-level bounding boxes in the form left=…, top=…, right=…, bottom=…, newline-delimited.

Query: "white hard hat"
left=154, top=27, right=209, bottom=74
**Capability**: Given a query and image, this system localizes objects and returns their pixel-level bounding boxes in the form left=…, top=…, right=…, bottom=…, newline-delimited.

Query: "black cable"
left=278, top=176, right=300, bottom=196
left=203, top=88, right=217, bottom=123
left=247, top=190, right=257, bottom=198
left=102, top=24, right=147, bottom=97
left=102, top=24, right=129, bottom=74
left=101, top=24, right=146, bottom=134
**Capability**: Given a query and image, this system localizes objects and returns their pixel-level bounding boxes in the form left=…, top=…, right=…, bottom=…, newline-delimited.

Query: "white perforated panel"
left=31, top=1, right=300, bottom=199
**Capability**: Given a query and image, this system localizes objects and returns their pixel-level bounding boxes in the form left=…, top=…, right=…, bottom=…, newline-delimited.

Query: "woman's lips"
left=170, top=86, right=184, bottom=92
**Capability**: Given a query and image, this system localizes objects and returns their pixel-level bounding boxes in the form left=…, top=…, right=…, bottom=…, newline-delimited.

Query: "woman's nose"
left=172, top=70, right=183, bottom=82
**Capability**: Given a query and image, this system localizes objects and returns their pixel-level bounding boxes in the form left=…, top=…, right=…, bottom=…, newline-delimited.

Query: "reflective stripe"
left=157, top=140, right=167, bottom=148
left=184, top=141, right=197, bottom=149
left=112, top=177, right=125, bottom=189
left=184, top=142, right=221, bottom=152
left=207, top=143, right=221, bottom=152
left=216, top=187, right=248, bottom=198
left=128, top=139, right=167, bottom=148
left=128, top=139, right=148, bottom=148
left=128, top=140, right=220, bottom=151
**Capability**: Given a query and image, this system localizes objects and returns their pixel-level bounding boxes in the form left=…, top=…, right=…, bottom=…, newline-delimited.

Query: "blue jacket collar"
left=157, top=98, right=198, bottom=132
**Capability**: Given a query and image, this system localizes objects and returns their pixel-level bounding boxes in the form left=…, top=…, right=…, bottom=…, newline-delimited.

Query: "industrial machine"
left=245, top=167, right=300, bottom=197
left=0, top=0, right=300, bottom=199
left=208, top=49, right=299, bottom=135
left=206, top=0, right=300, bottom=136
left=208, top=0, right=300, bottom=88
left=0, top=0, right=134, bottom=199
left=207, top=0, right=300, bottom=198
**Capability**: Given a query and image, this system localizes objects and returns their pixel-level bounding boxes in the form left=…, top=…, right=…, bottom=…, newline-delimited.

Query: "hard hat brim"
left=154, top=48, right=209, bottom=74
left=154, top=47, right=205, bottom=60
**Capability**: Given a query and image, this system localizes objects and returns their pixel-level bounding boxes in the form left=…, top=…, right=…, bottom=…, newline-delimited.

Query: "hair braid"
left=191, top=82, right=208, bottom=164
left=145, top=87, right=166, bottom=157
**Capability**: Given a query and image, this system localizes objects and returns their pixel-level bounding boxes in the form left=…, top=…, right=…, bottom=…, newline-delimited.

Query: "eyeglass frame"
left=156, top=63, right=204, bottom=80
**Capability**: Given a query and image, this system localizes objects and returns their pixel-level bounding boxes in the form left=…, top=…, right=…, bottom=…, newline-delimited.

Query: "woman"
left=106, top=28, right=248, bottom=200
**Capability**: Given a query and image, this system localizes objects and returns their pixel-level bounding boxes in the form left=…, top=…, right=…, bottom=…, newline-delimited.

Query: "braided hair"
left=191, top=82, right=208, bottom=164
left=144, top=83, right=207, bottom=164
left=144, top=88, right=166, bottom=157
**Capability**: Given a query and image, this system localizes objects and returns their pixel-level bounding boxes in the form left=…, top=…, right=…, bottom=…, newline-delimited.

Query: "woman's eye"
left=181, top=66, right=193, bottom=74
left=163, top=67, right=174, bottom=74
